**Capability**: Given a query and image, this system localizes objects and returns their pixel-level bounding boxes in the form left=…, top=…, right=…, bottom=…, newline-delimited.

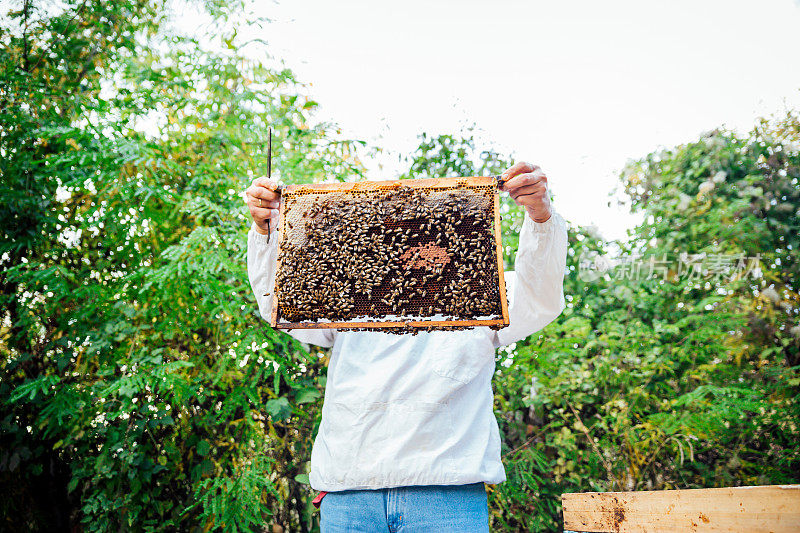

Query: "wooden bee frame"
left=270, top=176, right=510, bottom=331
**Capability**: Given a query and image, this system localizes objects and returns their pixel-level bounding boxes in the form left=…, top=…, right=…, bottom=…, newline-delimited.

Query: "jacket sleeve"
left=247, top=223, right=337, bottom=348
left=490, top=210, right=568, bottom=349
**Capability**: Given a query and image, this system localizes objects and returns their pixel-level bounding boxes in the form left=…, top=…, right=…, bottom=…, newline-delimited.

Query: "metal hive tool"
left=270, top=176, right=510, bottom=333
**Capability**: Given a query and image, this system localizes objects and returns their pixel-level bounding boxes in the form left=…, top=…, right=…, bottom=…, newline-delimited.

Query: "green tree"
left=1, top=1, right=364, bottom=530
left=489, top=116, right=800, bottom=531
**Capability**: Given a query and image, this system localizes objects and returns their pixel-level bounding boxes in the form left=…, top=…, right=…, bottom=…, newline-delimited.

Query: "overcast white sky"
left=182, top=0, right=800, bottom=240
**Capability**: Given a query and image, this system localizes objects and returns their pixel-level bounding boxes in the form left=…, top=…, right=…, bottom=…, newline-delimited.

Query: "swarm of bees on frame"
left=274, top=182, right=504, bottom=333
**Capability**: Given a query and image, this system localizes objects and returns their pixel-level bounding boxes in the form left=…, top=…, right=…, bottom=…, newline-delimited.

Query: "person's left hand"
left=499, top=162, right=552, bottom=223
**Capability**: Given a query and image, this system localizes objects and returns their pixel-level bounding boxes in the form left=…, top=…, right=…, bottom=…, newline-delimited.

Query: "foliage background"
left=1, top=1, right=798, bottom=531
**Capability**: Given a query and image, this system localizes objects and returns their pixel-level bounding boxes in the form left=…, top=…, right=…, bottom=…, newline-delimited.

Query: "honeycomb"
left=271, top=177, right=509, bottom=332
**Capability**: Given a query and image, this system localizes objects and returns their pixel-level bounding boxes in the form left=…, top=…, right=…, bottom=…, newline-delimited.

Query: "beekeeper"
left=244, top=162, right=568, bottom=532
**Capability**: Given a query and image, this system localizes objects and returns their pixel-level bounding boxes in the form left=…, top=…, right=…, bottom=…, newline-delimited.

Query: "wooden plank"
left=269, top=189, right=288, bottom=328
left=283, top=175, right=495, bottom=194
left=562, top=485, right=800, bottom=533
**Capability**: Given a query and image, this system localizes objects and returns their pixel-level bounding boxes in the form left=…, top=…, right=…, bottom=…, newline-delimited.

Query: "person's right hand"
left=244, top=177, right=281, bottom=235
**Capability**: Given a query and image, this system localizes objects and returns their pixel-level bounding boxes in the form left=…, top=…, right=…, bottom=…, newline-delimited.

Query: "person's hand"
left=244, top=177, right=281, bottom=235
left=499, top=162, right=552, bottom=223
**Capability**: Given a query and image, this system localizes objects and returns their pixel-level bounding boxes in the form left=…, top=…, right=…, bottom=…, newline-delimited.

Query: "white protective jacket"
left=247, top=210, right=568, bottom=491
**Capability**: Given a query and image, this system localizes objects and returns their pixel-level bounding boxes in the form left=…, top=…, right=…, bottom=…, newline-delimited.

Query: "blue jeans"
left=319, top=483, right=490, bottom=532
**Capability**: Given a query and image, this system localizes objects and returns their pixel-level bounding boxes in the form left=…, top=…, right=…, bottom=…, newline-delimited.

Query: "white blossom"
left=783, top=139, right=800, bottom=154
left=677, top=193, right=692, bottom=211
left=711, top=171, right=727, bottom=183
left=698, top=181, right=715, bottom=194
left=762, top=286, right=780, bottom=304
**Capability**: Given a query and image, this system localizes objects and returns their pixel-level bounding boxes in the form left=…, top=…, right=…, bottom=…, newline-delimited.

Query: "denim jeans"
left=319, top=483, right=490, bottom=532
